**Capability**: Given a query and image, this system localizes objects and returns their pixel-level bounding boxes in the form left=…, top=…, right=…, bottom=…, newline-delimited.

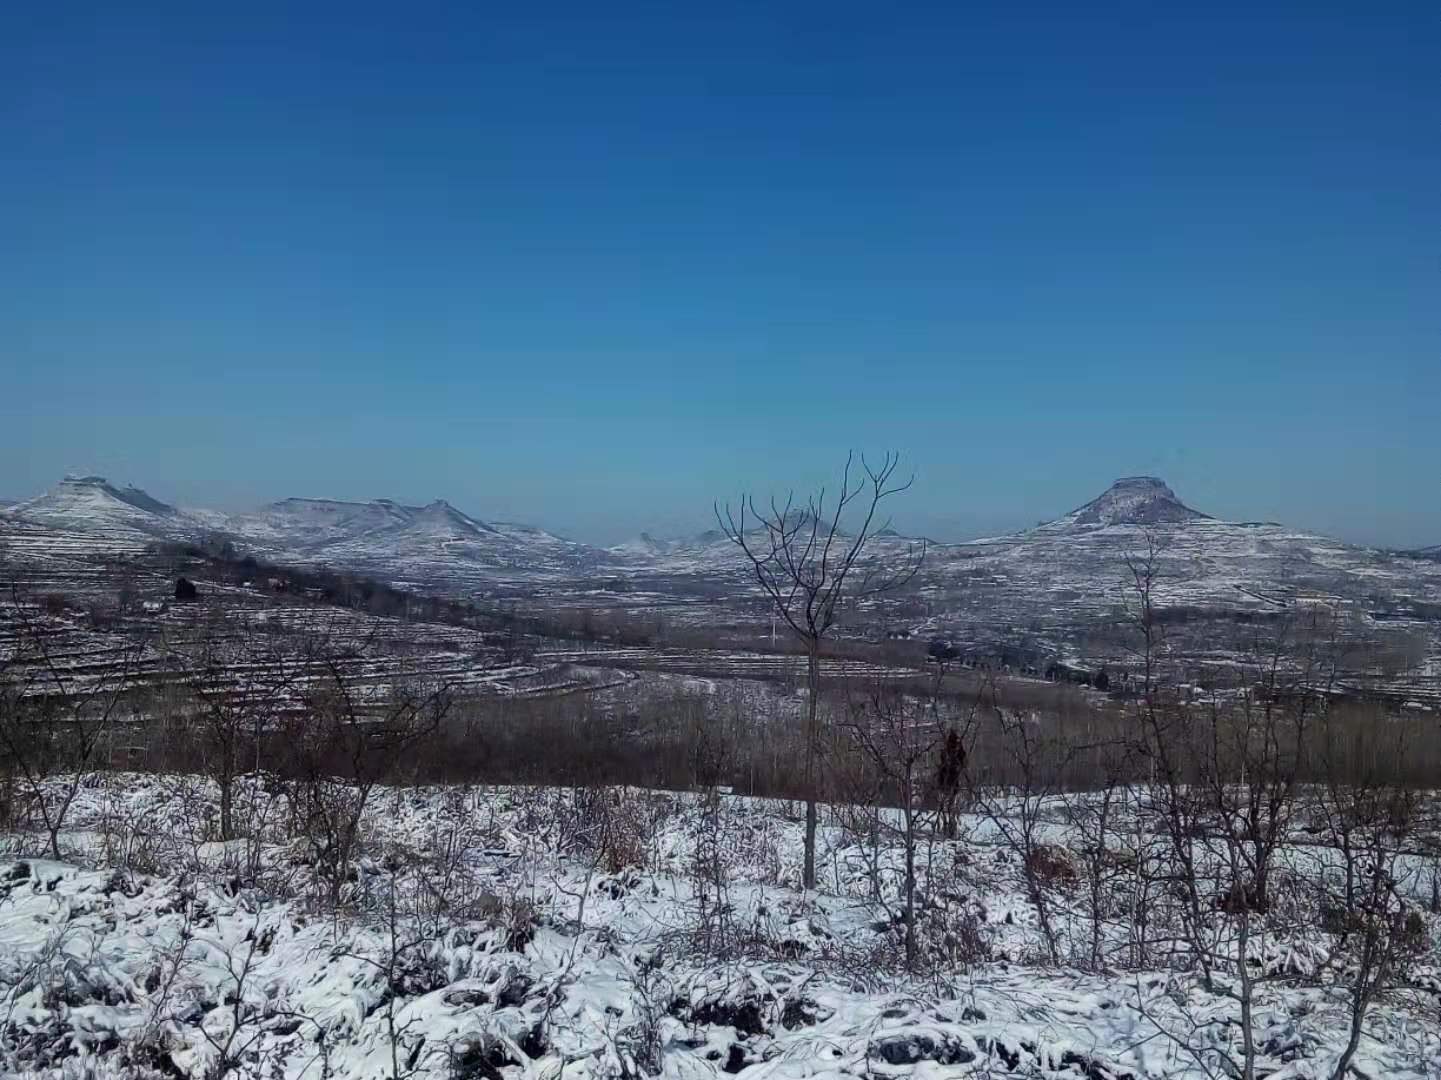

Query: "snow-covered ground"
left=2, top=774, right=1438, bottom=1079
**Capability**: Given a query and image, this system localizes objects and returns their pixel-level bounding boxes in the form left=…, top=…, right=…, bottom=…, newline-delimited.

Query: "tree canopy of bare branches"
left=716, top=451, right=924, bottom=889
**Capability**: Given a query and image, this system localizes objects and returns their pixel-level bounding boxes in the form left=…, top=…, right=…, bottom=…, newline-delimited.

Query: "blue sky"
left=3, top=3, right=1438, bottom=546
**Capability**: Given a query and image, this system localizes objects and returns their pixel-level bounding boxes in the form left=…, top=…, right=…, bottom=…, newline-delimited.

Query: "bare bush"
left=170, top=617, right=293, bottom=843
left=286, top=646, right=452, bottom=906
left=837, top=672, right=958, bottom=970
left=0, top=585, right=143, bottom=859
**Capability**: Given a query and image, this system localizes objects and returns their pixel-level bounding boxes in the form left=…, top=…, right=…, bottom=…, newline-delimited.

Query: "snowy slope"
left=1037, top=475, right=1210, bottom=530
left=5, top=479, right=599, bottom=586
left=224, top=495, right=596, bottom=586
left=608, top=477, right=1441, bottom=619
left=8, top=474, right=1441, bottom=689
left=1, top=476, right=203, bottom=543
left=226, top=497, right=420, bottom=550
left=1, top=775, right=1437, bottom=1080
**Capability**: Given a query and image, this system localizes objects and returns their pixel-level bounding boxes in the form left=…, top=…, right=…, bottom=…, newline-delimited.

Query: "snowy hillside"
left=227, top=497, right=420, bottom=549
left=1, top=476, right=203, bottom=545
left=601, top=478, right=1441, bottom=629
left=1035, top=475, right=1210, bottom=530
left=1, top=774, right=1438, bottom=1080
left=5, top=482, right=598, bottom=586
left=6, top=474, right=1440, bottom=697
left=225, top=497, right=594, bottom=587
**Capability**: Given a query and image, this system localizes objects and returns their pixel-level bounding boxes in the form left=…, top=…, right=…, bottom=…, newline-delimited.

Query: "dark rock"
left=497, top=972, right=532, bottom=1008
left=780, top=998, right=820, bottom=1029
left=876, top=1035, right=935, bottom=1065
left=443, top=987, right=491, bottom=1008
left=723, top=1044, right=751, bottom=1073
left=873, top=1034, right=974, bottom=1066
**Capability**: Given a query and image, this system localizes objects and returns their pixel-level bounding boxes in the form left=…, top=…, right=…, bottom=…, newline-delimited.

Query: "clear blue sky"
left=3, top=3, right=1438, bottom=546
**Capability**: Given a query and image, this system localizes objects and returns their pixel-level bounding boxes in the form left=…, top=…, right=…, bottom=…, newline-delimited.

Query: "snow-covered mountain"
left=596, top=476, right=1440, bottom=617
left=1, top=479, right=597, bottom=586
left=1041, top=475, right=1210, bottom=530
left=921, top=476, right=1434, bottom=610
left=217, top=495, right=595, bottom=586
left=6, top=474, right=1441, bottom=642
left=4, top=472, right=1436, bottom=702
left=1, top=475, right=197, bottom=543
left=228, top=497, right=418, bottom=550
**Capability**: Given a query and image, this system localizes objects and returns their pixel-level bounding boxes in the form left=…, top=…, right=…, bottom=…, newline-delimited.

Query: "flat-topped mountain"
left=1047, top=476, right=1210, bottom=529
left=3, top=476, right=183, bottom=539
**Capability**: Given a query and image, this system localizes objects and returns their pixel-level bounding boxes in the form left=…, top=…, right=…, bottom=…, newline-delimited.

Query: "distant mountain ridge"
left=228, top=496, right=507, bottom=550
left=5, top=472, right=1437, bottom=705
left=0, top=473, right=1392, bottom=562
left=607, top=476, right=1211, bottom=559
left=0, top=478, right=593, bottom=583
left=5, top=473, right=1437, bottom=606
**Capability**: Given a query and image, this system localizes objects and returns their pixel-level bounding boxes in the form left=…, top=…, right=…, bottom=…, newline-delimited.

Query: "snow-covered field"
left=2, top=774, right=1438, bottom=1079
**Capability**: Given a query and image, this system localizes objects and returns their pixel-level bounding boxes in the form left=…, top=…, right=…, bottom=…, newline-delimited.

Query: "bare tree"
left=1312, top=710, right=1428, bottom=1080
left=1124, top=533, right=1218, bottom=984
left=1137, top=596, right=1336, bottom=1079
left=290, top=642, right=453, bottom=905
left=838, top=670, right=957, bottom=970
left=716, top=451, right=924, bottom=888
left=168, top=615, right=293, bottom=842
left=336, top=867, right=438, bottom=1080
left=1065, top=738, right=1131, bottom=972
left=965, top=699, right=1079, bottom=966
left=0, top=584, right=143, bottom=859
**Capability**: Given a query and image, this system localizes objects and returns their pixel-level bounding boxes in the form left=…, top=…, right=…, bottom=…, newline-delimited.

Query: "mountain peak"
left=410, top=498, right=496, bottom=536
left=1059, top=476, right=1208, bottom=528
left=2, top=475, right=181, bottom=537
left=54, top=475, right=176, bottom=516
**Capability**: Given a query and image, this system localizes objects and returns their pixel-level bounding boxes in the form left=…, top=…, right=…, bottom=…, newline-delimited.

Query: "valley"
left=5, top=474, right=1439, bottom=708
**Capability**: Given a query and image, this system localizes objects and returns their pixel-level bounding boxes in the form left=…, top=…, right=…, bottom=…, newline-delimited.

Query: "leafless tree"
left=336, top=867, right=440, bottom=1080
left=0, top=583, right=143, bottom=859
left=716, top=451, right=924, bottom=888
left=289, top=642, right=453, bottom=905
left=1124, top=534, right=1217, bottom=983
left=1311, top=710, right=1429, bottom=1080
left=1064, top=738, right=1132, bottom=972
left=965, top=699, right=1081, bottom=966
left=838, top=671, right=956, bottom=970
left=167, top=616, right=293, bottom=842
left=1137, top=598, right=1336, bottom=1079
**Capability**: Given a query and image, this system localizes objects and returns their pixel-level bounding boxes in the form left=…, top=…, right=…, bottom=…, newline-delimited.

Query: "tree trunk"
left=219, top=773, right=234, bottom=842
left=803, top=645, right=820, bottom=890
left=903, top=779, right=917, bottom=971
left=1237, top=907, right=1257, bottom=1080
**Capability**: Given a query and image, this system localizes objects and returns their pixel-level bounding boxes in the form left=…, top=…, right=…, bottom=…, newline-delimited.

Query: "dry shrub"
left=598, top=792, right=653, bottom=874
left=565, top=787, right=655, bottom=873
left=925, top=902, right=993, bottom=968
left=1024, top=844, right=1077, bottom=888
left=476, top=891, right=539, bottom=951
